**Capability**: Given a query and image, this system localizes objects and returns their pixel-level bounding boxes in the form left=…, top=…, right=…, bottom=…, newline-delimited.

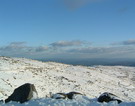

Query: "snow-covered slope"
left=0, top=56, right=135, bottom=105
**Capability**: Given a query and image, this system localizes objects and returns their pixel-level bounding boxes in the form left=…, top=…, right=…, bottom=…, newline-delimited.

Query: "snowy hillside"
left=0, top=56, right=135, bottom=106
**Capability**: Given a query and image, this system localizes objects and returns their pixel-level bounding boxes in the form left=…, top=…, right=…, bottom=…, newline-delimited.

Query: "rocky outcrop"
left=5, top=83, right=38, bottom=103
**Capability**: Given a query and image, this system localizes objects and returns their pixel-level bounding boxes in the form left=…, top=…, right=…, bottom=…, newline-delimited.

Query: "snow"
left=1, top=97, right=135, bottom=106
left=0, top=56, right=135, bottom=105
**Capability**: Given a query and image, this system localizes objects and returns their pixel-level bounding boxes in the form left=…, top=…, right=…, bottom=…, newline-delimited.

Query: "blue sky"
left=0, top=0, right=135, bottom=60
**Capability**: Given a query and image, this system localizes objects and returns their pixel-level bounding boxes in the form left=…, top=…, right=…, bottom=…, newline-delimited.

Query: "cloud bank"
left=0, top=40, right=135, bottom=59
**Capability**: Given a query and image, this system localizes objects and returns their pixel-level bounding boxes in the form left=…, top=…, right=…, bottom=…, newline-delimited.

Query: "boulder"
left=97, top=92, right=122, bottom=104
left=5, top=83, right=38, bottom=103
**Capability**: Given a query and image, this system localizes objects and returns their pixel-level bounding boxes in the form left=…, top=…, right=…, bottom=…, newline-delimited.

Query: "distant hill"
left=39, top=58, right=135, bottom=67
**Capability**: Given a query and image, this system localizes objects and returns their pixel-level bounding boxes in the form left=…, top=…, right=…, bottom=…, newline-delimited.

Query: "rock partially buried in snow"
left=51, top=93, right=67, bottom=99
left=5, top=83, right=38, bottom=103
left=51, top=91, right=83, bottom=100
left=97, top=92, right=122, bottom=104
left=0, top=100, right=4, bottom=103
left=66, top=92, right=83, bottom=99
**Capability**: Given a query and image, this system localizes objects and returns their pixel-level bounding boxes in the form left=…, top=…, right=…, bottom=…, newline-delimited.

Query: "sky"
left=0, top=0, right=135, bottom=60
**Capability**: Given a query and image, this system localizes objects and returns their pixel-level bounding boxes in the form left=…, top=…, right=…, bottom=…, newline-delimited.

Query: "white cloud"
left=0, top=42, right=27, bottom=51
left=111, top=39, right=135, bottom=45
left=122, top=39, right=135, bottom=45
left=67, top=46, right=135, bottom=58
left=50, top=40, right=87, bottom=47
left=35, top=46, right=49, bottom=52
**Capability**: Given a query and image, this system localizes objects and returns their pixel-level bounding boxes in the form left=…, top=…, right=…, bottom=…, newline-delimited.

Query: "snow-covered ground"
left=0, top=56, right=135, bottom=106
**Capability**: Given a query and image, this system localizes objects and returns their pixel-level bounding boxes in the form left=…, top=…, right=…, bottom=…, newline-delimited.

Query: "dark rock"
left=0, top=100, right=4, bottom=103
left=51, top=92, right=83, bottom=100
left=51, top=93, right=67, bottom=99
left=97, top=92, right=122, bottom=104
left=66, top=92, right=82, bottom=99
left=5, top=83, right=38, bottom=103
